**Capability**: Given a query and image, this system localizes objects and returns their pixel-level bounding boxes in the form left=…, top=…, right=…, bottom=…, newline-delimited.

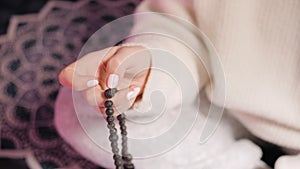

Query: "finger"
left=59, top=68, right=100, bottom=90
left=98, top=48, right=127, bottom=91
left=83, top=85, right=104, bottom=107
left=100, top=46, right=150, bottom=90
left=114, top=86, right=141, bottom=113
left=58, top=46, right=120, bottom=91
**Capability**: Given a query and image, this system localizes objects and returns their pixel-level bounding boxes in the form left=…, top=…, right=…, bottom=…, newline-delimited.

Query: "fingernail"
left=127, top=87, right=141, bottom=100
left=87, top=79, right=99, bottom=87
left=107, top=74, right=119, bottom=88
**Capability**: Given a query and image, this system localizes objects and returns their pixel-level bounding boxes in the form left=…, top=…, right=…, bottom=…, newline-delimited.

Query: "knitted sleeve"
left=122, top=0, right=210, bottom=112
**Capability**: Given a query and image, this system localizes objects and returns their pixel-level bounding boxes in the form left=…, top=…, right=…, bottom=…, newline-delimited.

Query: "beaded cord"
left=104, top=88, right=135, bottom=169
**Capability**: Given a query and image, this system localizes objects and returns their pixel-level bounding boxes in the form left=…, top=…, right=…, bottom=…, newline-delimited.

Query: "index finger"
left=58, top=46, right=120, bottom=91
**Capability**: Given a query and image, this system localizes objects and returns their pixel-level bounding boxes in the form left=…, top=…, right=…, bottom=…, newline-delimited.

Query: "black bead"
left=111, top=141, right=118, bottom=148
left=122, top=142, right=127, bottom=147
left=112, top=147, right=119, bottom=154
left=107, top=124, right=116, bottom=128
left=121, top=130, right=127, bottom=135
left=106, top=108, right=114, bottom=116
left=107, top=123, right=115, bottom=128
left=122, top=154, right=133, bottom=161
left=124, top=163, right=135, bottom=169
left=114, top=158, right=123, bottom=166
left=119, top=121, right=126, bottom=126
left=106, top=116, right=114, bottom=122
left=117, top=113, right=126, bottom=120
left=116, top=166, right=123, bottom=169
left=104, top=88, right=117, bottom=98
left=113, top=154, right=122, bottom=160
left=105, top=100, right=113, bottom=108
left=122, top=136, right=127, bottom=141
left=108, top=121, right=114, bottom=125
left=109, top=134, right=118, bottom=141
left=109, top=128, right=117, bottom=134
left=120, top=125, right=127, bottom=130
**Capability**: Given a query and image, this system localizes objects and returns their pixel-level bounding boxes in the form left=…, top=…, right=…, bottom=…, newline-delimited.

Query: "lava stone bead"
left=106, top=108, right=114, bottom=116
left=109, top=134, right=118, bottom=141
left=114, top=159, right=123, bottom=166
left=105, top=100, right=113, bottom=108
left=120, top=125, right=127, bottom=131
left=107, top=122, right=115, bottom=128
left=124, top=163, right=135, bottom=169
left=122, top=154, right=133, bottom=161
left=122, top=142, right=127, bottom=147
left=121, top=136, right=127, bottom=142
left=110, top=128, right=117, bottom=134
left=104, top=88, right=117, bottom=98
left=111, top=141, right=118, bottom=148
left=121, top=130, right=127, bottom=135
left=112, top=147, right=120, bottom=154
left=117, top=113, right=126, bottom=120
left=106, top=116, right=114, bottom=122
left=113, top=154, right=122, bottom=160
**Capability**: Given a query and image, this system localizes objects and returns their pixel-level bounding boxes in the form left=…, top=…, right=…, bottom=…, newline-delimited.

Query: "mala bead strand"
left=117, top=114, right=134, bottom=169
left=104, top=89, right=123, bottom=169
left=104, top=88, right=134, bottom=169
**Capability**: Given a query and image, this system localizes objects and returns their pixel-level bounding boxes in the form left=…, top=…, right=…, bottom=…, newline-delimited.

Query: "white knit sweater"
left=128, top=0, right=300, bottom=151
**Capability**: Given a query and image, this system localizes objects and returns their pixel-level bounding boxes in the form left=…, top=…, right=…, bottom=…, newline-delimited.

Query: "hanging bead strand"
left=117, top=113, right=134, bottom=169
left=104, top=88, right=123, bottom=169
left=104, top=87, right=135, bottom=169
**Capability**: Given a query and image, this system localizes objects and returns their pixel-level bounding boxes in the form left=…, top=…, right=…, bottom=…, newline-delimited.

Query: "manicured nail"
left=127, top=87, right=141, bottom=100
left=87, top=79, right=99, bottom=87
left=107, top=74, right=119, bottom=88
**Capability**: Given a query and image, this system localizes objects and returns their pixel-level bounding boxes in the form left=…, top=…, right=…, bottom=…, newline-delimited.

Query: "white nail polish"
left=127, top=87, right=141, bottom=100
left=107, top=74, right=119, bottom=88
left=87, top=79, right=98, bottom=87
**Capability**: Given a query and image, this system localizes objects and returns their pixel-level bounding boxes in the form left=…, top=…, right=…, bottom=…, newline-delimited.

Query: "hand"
left=58, top=45, right=151, bottom=115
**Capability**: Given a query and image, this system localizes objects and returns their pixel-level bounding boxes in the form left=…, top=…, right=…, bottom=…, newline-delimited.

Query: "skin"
left=58, top=46, right=151, bottom=115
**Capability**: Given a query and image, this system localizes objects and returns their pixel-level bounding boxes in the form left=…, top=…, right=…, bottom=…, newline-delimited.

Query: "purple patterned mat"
left=0, top=0, right=140, bottom=168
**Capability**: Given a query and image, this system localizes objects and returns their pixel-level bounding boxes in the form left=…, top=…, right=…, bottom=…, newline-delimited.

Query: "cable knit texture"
left=126, top=0, right=300, bottom=152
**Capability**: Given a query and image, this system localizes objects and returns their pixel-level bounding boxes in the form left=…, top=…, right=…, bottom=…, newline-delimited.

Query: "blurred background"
left=0, top=0, right=51, bottom=35
left=0, top=0, right=140, bottom=168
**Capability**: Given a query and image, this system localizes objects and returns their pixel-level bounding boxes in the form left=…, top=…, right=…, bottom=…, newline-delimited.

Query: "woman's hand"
left=58, top=45, right=151, bottom=114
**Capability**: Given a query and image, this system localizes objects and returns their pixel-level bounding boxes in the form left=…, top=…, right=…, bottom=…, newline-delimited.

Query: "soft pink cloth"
left=55, top=87, right=265, bottom=169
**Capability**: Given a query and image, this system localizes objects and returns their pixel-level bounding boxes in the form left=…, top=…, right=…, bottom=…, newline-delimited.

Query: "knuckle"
left=108, top=57, right=122, bottom=67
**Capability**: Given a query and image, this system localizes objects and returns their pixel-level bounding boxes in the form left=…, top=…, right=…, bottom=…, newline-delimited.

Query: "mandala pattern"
left=0, top=0, right=140, bottom=168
